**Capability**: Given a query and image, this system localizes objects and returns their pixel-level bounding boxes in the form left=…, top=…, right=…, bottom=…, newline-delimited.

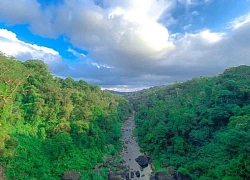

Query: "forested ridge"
left=0, top=54, right=132, bottom=179
left=1, top=52, right=250, bottom=180
left=127, top=65, right=250, bottom=180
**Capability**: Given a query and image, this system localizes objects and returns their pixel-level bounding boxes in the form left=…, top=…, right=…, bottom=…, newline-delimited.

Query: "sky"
left=0, top=0, right=250, bottom=92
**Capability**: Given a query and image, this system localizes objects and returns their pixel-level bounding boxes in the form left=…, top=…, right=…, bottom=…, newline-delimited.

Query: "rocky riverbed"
left=108, top=115, right=192, bottom=180
left=121, top=115, right=152, bottom=180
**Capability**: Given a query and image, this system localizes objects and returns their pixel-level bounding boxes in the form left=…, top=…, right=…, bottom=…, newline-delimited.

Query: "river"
left=122, top=114, right=152, bottom=180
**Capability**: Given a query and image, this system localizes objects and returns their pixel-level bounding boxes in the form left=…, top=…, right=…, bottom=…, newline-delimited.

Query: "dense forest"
left=0, top=53, right=132, bottom=179
left=127, top=65, right=250, bottom=179
left=1, top=52, right=250, bottom=180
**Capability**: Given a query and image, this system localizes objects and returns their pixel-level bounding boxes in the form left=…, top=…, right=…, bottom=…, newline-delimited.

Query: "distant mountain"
left=105, top=90, right=131, bottom=96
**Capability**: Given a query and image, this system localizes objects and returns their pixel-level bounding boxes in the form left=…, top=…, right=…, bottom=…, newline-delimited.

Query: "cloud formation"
left=0, top=0, right=250, bottom=91
left=0, top=29, right=67, bottom=73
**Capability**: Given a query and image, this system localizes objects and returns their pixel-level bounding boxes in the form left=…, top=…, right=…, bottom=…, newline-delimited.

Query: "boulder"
left=109, top=176, right=123, bottom=180
left=173, top=172, right=192, bottom=180
left=108, top=171, right=123, bottom=180
left=155, top=172, right=173, bottom=180
left=62, top=170, right=81, bottom=180
left=135, top=171, right=140, bottom=178
left=135, top=155, right=152, bottom=168
left=150, top=171, right=173, bottom=180
left=125, top=172, right=130, bottom=180
left=148, top=156, right=153, bottom=164
left=130, top=171, right=134, bottom=178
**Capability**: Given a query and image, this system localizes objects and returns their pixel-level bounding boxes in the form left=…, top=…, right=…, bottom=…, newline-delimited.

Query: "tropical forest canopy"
left=1, top=52, right=250, bottom=180
left=0, top=53, right=132, bottom=179
left=127, top=65, right=250, bottom=180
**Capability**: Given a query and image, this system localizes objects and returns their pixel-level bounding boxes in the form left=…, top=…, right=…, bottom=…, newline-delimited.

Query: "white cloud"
left=0, top=29, right=18, bottom=41
left=230, top=13, right=250, bottom=30
left=67, top=48, right=86, bottom=58
left=58, top=0, right=175, bottom=62
left=200, top=30, right=225, bottom=43
left=0, top=0, right=41, bottom=24
left=0, top=1, right=250, bottom=91
left=0, top=0, right=175, bottom=63
left=0, top=29, right=67, bottom=73
left=102, top=85, right=149, bottom=92
left=156, top=23, right=250, bottom=78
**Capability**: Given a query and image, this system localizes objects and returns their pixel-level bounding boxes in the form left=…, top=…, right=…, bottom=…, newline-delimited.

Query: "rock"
left=150, top=172, right=173, bottom=180
left=148, top=156, right=153, bottom=164
left=135, top=171, right=140, bottom=178
left=109, top=176, right=123, bottom=180
left=131, top=171, right=134, bottom=178
left=155, top=172, right=172, bottom=180
left=62, top=170, right=81, bottom=180
left=173, top=172, right=192, bottom=180
left=150, top=167, right=192, bottom=180
left=108, top=171, right=123, bottom=180
left=125, top=172, right=130, bottom=180
left=120, top=159, right=126, bottom=164
left=135, top=155, right=152, bottom=168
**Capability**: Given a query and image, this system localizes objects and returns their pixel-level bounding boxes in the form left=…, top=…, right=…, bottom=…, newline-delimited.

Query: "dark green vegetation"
left=1, top=52, right=250, bottom=180
left=127, top=66, right=250, bottom=180
left=0, top=54, right=132, bottom=179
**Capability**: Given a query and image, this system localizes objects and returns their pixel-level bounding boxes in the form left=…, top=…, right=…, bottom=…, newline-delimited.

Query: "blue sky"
left=169, top=0, right=250, bottom=32
left=0, top=0, right=250, bottom=91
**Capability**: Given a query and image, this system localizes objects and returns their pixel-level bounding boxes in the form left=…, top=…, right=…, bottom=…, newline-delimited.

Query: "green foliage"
left=177, top=167, right=191, bottom=176
left=126, top=65, right=250, bottom=179
left=0, top=54, right=131, bottom=179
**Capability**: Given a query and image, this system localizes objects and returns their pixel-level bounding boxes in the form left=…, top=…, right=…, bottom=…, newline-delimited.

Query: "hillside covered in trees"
left=0, top=54, right=132, bottom=179
left=1, top=52, right=250, bottom=180
left=127, top=65, right=250, bottom=180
